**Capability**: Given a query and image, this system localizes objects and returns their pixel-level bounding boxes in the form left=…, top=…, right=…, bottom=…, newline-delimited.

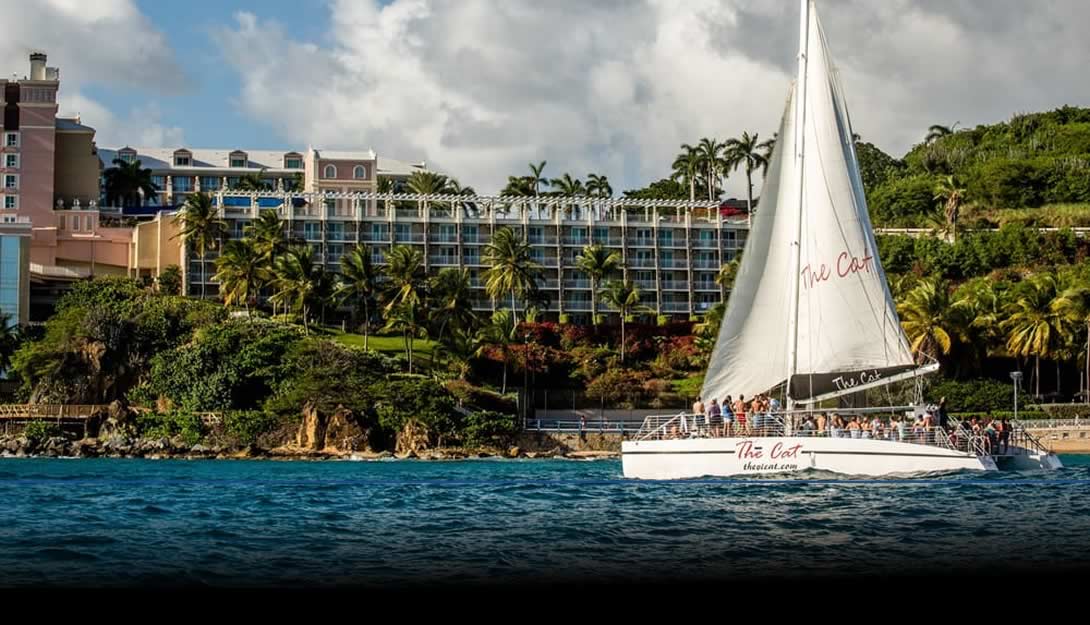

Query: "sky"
left=1, top=0, right=1089, bottom=197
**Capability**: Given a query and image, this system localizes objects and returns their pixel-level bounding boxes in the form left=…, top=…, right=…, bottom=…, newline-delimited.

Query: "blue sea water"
left=2, top=456, right=1090, bottom=587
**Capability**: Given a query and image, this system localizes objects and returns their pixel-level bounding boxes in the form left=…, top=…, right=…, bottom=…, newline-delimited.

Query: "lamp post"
left=1010, top=371, right=1024, bottom=421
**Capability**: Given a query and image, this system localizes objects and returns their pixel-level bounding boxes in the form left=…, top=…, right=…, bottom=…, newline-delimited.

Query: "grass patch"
left=968, top=203, right=1090, bottom=228
left=325, top=330, right=438, bottom=366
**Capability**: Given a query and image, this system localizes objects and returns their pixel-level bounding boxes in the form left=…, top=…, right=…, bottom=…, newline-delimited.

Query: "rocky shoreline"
left=0, top=434, right=620, bottom=461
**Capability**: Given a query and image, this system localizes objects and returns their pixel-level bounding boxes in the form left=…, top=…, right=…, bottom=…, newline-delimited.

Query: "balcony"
left=429, top=256, right=458, bottom=266
left=539, top=279, right=560, bottom=290
left=562, top=237, right=591, bottom=246
left=563, top=279, right=591, bottom=289
left=627, top=238, right=655, bottom=247
left=661, top=301, right=691, bottom=313
left=692, top=259, right=719, bottom=269
left=392, top=234, right=426, bottom=243
left=692, top=238, right=718, bottom=249
left=629, top=258, right=656, bottom=269
left=633, top=280, right=656, bottom=290
left=661, top=281, right=689, bottom=291
left=429, top=234, right=459, bottom=243
left=659, top=258, right=690, bottom=269
left=562, top=300, right=592, bottom=312
left=463, top=256, right=483, bottom=266
left=529, top=236, right=559, bottom=245
left=694, top=282, right=719, bottom=292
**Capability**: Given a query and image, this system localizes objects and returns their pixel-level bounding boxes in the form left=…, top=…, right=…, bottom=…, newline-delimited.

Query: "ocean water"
left=2, top=456, right=1089, bottom=587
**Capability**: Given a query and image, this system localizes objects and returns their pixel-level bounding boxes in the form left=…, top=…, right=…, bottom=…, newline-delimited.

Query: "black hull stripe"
left=623, top=450, right=975, bottom=460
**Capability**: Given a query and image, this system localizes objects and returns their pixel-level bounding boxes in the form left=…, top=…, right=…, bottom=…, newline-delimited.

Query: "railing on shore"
left=524, top=419, right=639, bottom=434
left=0, top=404, right=109, bottom=421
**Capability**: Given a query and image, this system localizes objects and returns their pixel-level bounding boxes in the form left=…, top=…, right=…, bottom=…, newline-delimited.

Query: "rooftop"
left=97, top=146, right=429, bottom=177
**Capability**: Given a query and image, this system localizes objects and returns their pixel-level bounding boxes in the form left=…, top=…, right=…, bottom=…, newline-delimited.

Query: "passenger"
left=816, top=413, right=827, bottom=437
left=722, top=396, right=735, bottom=437
left=897, top=416, right=908, bottom=442
left=830, top=414, right=842, bottom=438
left=1000, top=417, right=1012, bottom=454
left=707, top=399, right=722, bottom=435
left=871, top=416, right=883, bottom=439
left=750, top=395, right=763, bottom=435
left=802, top=415, right=816, bottom=435
left=734, top=395, right=748, bottom=435
left=692, top=396, right=706, bottom=424
left=848, top=416, right=862, bottom=439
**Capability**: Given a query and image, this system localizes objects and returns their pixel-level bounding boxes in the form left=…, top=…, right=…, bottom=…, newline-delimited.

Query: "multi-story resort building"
left=158, top=189, right=747, bottom=321
left=1, top=51, right=750, bottom=324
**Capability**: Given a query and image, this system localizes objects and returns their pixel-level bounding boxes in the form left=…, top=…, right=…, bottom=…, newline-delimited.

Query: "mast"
left=785, top=0, right=810, bottom=414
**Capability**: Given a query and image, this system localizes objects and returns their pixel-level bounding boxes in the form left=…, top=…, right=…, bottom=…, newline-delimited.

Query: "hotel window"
left=173, top=176, right=193, bottom=192
left=353, top=165, right=366, bottom=179
left=570, top=227, right=588, bottom=244
left=635, top=228, right=653, bottom=245
left=285, top=157, right=302, bottom=169
left=4, top=196, right=15, bottom=209
left=119, top=151, right=136, bottom=164
left=328, top=222, right=344, bottom=240
left=395, top=223, right=412, bottom=242
left=658, top=230, right=674, bottom=246
left=463, top=224, right=478, bottom=243
left=151, top=176, right=165, bottom=192
left=464, top=248, right=480, bottom=264
left=4, top=133, right=17, bottom=147
left=3, top=175, right=16, bottom=190
left=230, top=152, right=248, bottom=168
left=5, top=154, right=17, bottom=169
left=200, top=176, right=221, bottom=191
left=303, top=222, right=320, bottom=240
left=593, top=227, right=608, bottom=242
left=370, top=223, right=388, bottom=241
left=230, top=158, right=247, bottom=168
left=323, top=165, right=337, bottom=179
left=528, top=225, right=543, bottom=243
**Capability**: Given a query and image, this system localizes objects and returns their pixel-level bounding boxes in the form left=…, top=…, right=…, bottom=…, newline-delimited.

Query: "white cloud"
left=212, top=0, right=1090, bottom=196
left=0, top=0, right=187, bottom=147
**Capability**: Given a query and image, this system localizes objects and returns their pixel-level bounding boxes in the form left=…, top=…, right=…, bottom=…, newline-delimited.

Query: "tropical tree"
left=103, top=158, right=159, bottom=208
left=157, top=265, right=182, bottom=296
left=696, top=138, right=725, bottom=201
left=528, top=161, right=548, bottom=196
left=482, top=227, right=541, bottom=326
left=1054, top=283, right=1090, bottom=398
left=933, top=175, right=967, bottom=243
left=430, top=267, right=477, bottom=344
left=382, top=245, right=427, bottom=315
left=501, top=176, right=535, bottom=197
left=575, top=244, right=622, bottom=327
left=0, top=313, right=20, bottom=375
left=269, top=245, right=330, bottom=334
left=213, top=239, right=265, bottom=318
left=716, top=256, right=742, bottom=296
left=693, top=302, right=726, bottom=363
left=245, top=210, right=287, bottom=262
left=897, top=279, right=960, bottom=363
left=234, top=169, right=271, bottom=191
left=477, top=310, right=519, bottom=394
left=383, top=300, right=428, bottom=374
left=724, top=131, right=774, bottom=223
left=337, top=245, right=381, bottom=348
left=434, top=327, right=479, bottom=380
left=600, top=279, right=650, bottom=363
left=550, top=173, right=585, bottom=197
left=586, top=173, right=613, bottom=198
left=406, top=171, right=451, bottom=216
left=671, top=146, right=700, bottom=202
left=1002, top=273, right=1066, bottom=397
left=925, top=122, right=958, bottom=144
left=173, top=192, right=227, bottom=299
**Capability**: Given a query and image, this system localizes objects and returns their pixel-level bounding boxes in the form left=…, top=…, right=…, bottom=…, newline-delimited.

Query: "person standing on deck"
left=722, top=396, right=734, bottom=437
left=707, top=399, right=722, bottom=435
left=733, top=395, right=748, bottom=435
left=693, top=396, right=705, bottom=421
left=937, top=397, right=950, bottom=430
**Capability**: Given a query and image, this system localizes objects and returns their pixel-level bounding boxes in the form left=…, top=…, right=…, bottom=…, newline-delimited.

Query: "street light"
left=1010, top=371, right=1024, bottom=421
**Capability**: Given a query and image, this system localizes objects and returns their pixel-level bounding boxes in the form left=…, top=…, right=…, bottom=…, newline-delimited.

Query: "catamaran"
left=621, top=0, right=1062, bottom=478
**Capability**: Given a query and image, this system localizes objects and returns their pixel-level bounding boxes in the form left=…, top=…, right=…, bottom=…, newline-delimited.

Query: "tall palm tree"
left=103, top=158, right=159, bottom=207
left=383, top=300, right=428, bottom=374
left=337, top=244, right=380, bottom=348
left=446, top=178, right=478, bottom=217
left=696, top=138, right=724, bottom=201
left=724, top=131, right=774, bottom=223
left=550, top=173, right=585, bottom=197
left=430, top=267, right=476, bottom=344
left=244, top=209, right=287, bottom=314
left=213, top=239, right=265, bottom=318
left=476, top=310, right=518, bottom=394
left=933, top=175, right=967, bottom=243
left=897, top=279, right=960, bottom=363
left=270, top=245, right=329, bottom=334
left=671, top=146, right=700, bottom=202
left=500, top=176, right=535, bottom=197
left=586, top=173, right=613, bottom=198
left=382, top=245, right=427, bottom=315
left=173, top=192, right=227, bottom=299
left=575, top=244, right=621, bottom=327
left=1003, top=273, right=1066, bottom=398
left=1054, top=284, right=1090, bottom=398
left=528, top=161, right=548, bottom=196
left=434, top=327, right=479, bottom=381
left=715, top=256, right=742, bottom=298
left=600, top=279, right=650, bottom=363
left=925, top=122, right=959, bottom=144
left=234, top=169, right=271, bottom=191
left=406, top=171, right=449, bottom=195
left=482, top=227, right=541, bottom=327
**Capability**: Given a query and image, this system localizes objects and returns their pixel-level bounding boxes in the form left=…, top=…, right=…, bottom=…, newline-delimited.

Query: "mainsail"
left=702, top=0, right=929, bottom=406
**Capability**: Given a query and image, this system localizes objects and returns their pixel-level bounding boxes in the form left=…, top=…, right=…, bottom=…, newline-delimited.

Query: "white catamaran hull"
left=622, top=437, right=1019, bottom=479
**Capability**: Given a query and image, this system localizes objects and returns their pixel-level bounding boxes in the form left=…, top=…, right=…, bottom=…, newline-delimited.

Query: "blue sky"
left=101, top=0, right=334, bottom=150
left=6, top=0, right=1089, bottom=195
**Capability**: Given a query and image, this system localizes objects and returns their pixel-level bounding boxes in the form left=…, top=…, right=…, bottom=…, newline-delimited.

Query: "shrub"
left=372, top=376, right=461, bottom=445
left=586, top=369, right=649, bottom=409
left=445, top=380, right=517, bottom=413
left=23, top=420, right=61, bottom=445
left=927, top=378, right=1030, bottom=412
left=223, top=410, right=281, bottom=446
left=135, top=410, right=203, bottom=445
left=461, top=410, right=519, bottom=448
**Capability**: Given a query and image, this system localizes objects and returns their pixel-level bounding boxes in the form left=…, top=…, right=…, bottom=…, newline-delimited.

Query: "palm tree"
left=1054, top=284, right=1090, bottom=398
left=897, top=279, right=959, bottom=363
left=586, top=173, right=613, bottom=198
left=1003, top=273, right=1065, bottom=398
left=446, top=178, right=478, bottom=217
left=696, top=138, right=725, bottom=201
left=337, top=245, right=380, bottom=348
left=103, top=158, right=159, bottom=207
left=671, top=146, right=700, bottom=202
left=693, top=302, right=726, bottom=362
left=600, top=279, right=650, bottom=363
left=724, top=131, right=774, bottom=223
left=550, top=173, right=585, bottom=197
left=382, top=245, right=427, bottom=315
left=213, top=239, right=265, bottom=318
left=528, top=161, right=548, bottom=196
left=434, top=327, right=479, bottom=380
left=715, top=256, right=742, bottom=297
left=406, top=171, right=449, bottom=195
left=270, top=245, right=329, bottom=334
left=173, top=192, right=227, bottom=299
left=234, top=169, right=271, bottom=191
left=430, top=267, right=476, bottom=344
left=575, top=244, right=621, bottom=327
left=477, top=310, right=519, bottom=394
left=244, top=209, right=287, bottom=314
left=933, top=175, right=967, bottom=243
left=383, top=300, right=428, bottom=374
left=501, top=176, right=535, bottom=197
left=482, top=227, right=541, bottom=327
left=925, top=122, right=959, bottom=144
